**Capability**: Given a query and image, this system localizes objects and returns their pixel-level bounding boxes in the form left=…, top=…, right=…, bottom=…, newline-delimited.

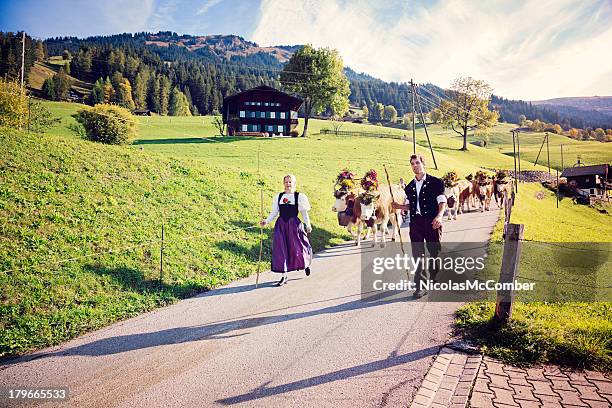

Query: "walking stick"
left=256, top=145, right=263, bottom=288
left=383, top=165, right=405, bottom=255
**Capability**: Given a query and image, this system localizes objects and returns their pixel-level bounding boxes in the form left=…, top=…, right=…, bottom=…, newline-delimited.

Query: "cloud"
left=250, top=0, right=612, bottom=99
left=196, top=0, right=224, bottom=15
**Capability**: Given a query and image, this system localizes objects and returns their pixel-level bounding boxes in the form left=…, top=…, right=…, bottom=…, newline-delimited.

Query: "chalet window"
left=250, top=111, right=256, bottom=118
left=260, top=111, right=265, bottom=118
left=264, top=102, right=269, bottom=106
left=267, top=125, right=274, bottom=132
left=239, top=111, right=245, bottom=118
left=585, top=178, right=589, bottom=183
left=256, top=102, right=261, bottom=106
left=280, top=112, right=286, bottom=119
left=241, top=124, right=248, bottom=132
left=270, top=112, right=276, bottom=119
left=278, top=125, right=284, bottom=133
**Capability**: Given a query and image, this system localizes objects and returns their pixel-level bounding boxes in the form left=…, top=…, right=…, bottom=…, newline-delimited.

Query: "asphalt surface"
left=0, top=208, right=501, bottom=408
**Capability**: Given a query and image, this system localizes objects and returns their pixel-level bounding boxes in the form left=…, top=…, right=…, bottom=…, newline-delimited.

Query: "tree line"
left=40, top=33, right=444, bottom=116
left=491, top=95, right=612, bottom=131
left=1, top=32, right=46, bottom=82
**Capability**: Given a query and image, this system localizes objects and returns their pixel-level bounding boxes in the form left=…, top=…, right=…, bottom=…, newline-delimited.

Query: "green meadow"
left=1, top=100, right=610, bottom=367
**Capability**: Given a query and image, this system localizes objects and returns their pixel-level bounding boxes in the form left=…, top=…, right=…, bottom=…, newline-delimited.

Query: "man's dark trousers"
left=409, top=215, right=442, bottom=289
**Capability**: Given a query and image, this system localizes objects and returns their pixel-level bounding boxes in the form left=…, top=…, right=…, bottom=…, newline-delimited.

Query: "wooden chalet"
left=561, top=164, right=610, bottom=199
left=222, top=86, right=303, bottom=136
left=132, top=109, right=152, bottom=116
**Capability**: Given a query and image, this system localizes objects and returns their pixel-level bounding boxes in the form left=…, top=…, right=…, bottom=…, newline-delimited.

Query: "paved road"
left=0, top=209, right=500, bottom=408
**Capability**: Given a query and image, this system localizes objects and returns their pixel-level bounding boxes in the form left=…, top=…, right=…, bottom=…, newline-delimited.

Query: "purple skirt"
left=271, top=217, right=312, bottom=273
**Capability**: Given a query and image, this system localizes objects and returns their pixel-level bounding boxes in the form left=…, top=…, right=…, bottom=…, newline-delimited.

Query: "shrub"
left=73, top=104, right=137, bottom=145
left=0, top=78, right=28, bottom=129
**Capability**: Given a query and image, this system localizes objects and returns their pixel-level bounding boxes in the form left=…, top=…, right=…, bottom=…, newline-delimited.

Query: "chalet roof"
left=223, top=85, right=303, bottom=107
left=561, top=164, right=609, bottom=178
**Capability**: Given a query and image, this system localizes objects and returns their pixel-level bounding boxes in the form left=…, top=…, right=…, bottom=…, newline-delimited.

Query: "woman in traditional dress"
left=260, top=174, right=313, bottom=286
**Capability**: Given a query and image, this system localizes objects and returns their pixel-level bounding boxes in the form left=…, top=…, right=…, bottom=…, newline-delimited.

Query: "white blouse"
left=264, top=192, right=311, bottom=229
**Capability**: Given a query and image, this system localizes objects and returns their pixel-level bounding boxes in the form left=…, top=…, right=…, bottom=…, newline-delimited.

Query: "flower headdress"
left=475, top=170, right=490, bottom=184
left=333, top=168, right=355, bottom=198
left=359, top=169, right=379, bottom=205
left=495, top=169, right=509, bottom=183
left=442, top=171, right=459, bottom=187
left=360, top=169, right=379, bottom=192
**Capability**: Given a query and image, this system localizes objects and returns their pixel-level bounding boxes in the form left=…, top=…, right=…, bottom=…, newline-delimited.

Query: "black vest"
left=404, top=175, right=444, bottom=219
left=278, top=192, right=299, bottom=221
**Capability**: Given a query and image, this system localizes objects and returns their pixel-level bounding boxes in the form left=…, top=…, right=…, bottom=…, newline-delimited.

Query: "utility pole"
left=413, top=83, right=437, bottom=169
left=546, top=132, right=551, bottom=174
left=511, top=130, right=518, bottom=194
left=410, top=79, right=416, bottom=155
left=516, top=130, right=521, bottom=183
left=20, top=31, right=26, bottom=90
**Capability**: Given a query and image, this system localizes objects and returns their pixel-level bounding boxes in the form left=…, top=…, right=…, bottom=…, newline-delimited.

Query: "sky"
left=1, top=0, right=611, bottom=100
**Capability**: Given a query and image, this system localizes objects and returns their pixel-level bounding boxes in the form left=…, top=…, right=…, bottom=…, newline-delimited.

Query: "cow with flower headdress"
left=475, top=170, right=494, bottom=211
left=355, top=169, right=406, bottom=247
left=442, top=171, right=472, bottom=220
left=331, top=169, right=371, bottom=239
left=493, top=169, right=513, bottom=208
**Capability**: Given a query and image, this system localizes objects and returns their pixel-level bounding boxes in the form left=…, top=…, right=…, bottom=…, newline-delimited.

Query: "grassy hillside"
left=459, top=182, right=612, bottom=370
left=28, top=59, right=93, bottom=96
left=2, top=101, right=611, bottom=363
left=2, top=106, right=497, bottom=358
left=466, top=126, right=612, bottom=171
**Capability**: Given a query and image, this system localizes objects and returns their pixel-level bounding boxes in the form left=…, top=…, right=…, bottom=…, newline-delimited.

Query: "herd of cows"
left=331, top=170, right=514, bottom=246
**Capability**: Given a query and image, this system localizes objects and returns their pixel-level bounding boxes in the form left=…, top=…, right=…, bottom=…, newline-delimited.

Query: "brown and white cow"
left=355, top=184, right=406, bottom=247
left=331, top=190, right=371, bottom=239
left=458, top=179, right=473, bottom=213
left=475, top=174, right=494, bottom=212
left=494, top=177, right=513, bottom=208
left=444, top=179, right=472, bottom=220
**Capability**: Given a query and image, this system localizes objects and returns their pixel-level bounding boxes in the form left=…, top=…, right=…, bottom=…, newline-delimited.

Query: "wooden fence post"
left=494, top=223, right=524, bottom=324
left=159, top=224, right=164, bottom=288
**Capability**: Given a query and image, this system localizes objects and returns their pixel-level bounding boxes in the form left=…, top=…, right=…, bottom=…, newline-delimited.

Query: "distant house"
left=222, top=85, right=303, bottom=136
left=561, top=164, right=610, bottom=199
left=132, top=109, right=152, bottom=116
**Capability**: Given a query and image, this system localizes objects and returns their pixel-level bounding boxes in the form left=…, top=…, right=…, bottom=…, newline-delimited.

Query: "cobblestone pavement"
left=410, top=347, right=612, bottom=408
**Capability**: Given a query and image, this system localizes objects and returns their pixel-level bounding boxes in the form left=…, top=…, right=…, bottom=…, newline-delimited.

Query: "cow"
left=494, top=177, right=513, bottom=208
left=444, top=182, right=461, bottom=220
left=465, top=174, right=479, bottom=210
left=331, top=190, right=371, bottom=239
left=355, top=184, right=406, bottom=247
left=475, top=173, right=494, bottom=212
left=457, top=179, right=473, bottom=213
left=444, top=179, right=472, bottom=220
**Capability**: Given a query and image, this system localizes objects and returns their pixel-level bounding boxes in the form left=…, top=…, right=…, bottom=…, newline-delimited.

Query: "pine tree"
left=159, top=75, right=171, bottom=115
left=42, top=77, right=56, bottom=100
left=147, top=74, right=160, bottom=114
left=116, top=78, right=135, bottom=110
left=169, top=87, right=192, bottom=116
left=53, top=68, right=72, bottom=100
left=103, top=76, right=115, bottom=103
left=133, top=68, right=150, bottom=109
left=89, top=78, right=105, bottom=105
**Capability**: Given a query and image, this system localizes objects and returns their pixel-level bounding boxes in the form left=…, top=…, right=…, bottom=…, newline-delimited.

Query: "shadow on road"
left=216, top=345, right=440, bottom=405
left=18, top=290, right=412, bottom=362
